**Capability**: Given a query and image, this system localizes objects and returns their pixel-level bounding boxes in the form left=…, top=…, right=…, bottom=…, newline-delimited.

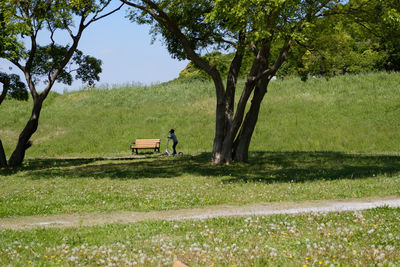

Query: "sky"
left=0, top=3, right=189, bottom=93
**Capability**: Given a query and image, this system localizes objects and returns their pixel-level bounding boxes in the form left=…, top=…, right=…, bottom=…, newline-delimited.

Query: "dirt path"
left=1, top=197, right=400, bottom=230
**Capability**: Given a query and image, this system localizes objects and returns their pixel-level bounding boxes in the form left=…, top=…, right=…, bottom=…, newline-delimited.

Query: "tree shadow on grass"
left=1, top=158, right=99, bottom=176
left=2, top=151, right=400, bottom=183
left=220, top=151, right=400, bottom=184
left=0, top=156, right=141, bottom=176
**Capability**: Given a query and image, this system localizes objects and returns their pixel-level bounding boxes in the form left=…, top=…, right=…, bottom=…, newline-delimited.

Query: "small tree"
left=0, top=73, right=27, bottom=104
left=0, top=0, right=123, bottom=167
left=122, top=0, right=339, bottom=164
left=1, top=6, right=27, bottom=167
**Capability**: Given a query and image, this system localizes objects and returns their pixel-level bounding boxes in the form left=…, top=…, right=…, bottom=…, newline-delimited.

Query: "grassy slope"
left=255, top=73, right=400, bottom=152
left=1, top=72, right=399, bottom=158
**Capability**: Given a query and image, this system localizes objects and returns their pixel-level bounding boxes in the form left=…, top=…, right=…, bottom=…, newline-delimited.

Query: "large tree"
left=0, top=0, right=123, bottom=168
left=122, top=0, right=339, bottom=164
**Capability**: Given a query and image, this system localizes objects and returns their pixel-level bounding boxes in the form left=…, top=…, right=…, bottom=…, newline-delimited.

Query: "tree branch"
left=225, top=31, right=246, bottom=122
left=23, top=30, right=39, bottom=100
left=9, top=59, right=25, bottom=73
left=249, top=42, right=259, bottom=56
left=220, top=38, right=237, bottom=47
left=47, top=21, right=56, bottom=45
left=25, top=25, right=37, bottom=73
left=85, top=2, right=124, bottom=28
left=40, top=15, right=86, bottom=100
left=63, top=20, right=74, bottom=38
left=123, top=0, right=218, bottom=76
left=255, top=39, right=292, bottom=81
left=41, top=2, right=121, bottom=100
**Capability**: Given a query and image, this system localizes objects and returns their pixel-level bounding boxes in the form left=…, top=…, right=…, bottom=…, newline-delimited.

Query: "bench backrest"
left=135, top=139, right=161, bottom=148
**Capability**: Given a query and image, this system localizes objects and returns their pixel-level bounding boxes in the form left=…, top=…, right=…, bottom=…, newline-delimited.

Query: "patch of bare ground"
left=0, top=129, right=18, bottom=139
left=34, top=128, right=66, bottom=144
left=1, top=197, right=400, bottom=230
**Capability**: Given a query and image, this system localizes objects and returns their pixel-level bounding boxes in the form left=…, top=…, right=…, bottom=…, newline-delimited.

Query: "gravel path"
left=1, top=197, right=399, bottom=230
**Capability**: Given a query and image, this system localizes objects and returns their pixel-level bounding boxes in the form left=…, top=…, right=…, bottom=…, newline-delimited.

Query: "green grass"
left=1, top=72, right=400, bottom=158
left=1, top=72, right=400, bottom=266
left=1, top=207, right=399, bottom=266
left=254, top=73, right=400, bottom=152
left=1, top=73, right=400, bottom=217
left=1, top=152, right=399, bottom=217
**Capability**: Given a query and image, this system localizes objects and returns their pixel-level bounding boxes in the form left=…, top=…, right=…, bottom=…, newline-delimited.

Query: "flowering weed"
left=1, top=207, right=399, bottom=266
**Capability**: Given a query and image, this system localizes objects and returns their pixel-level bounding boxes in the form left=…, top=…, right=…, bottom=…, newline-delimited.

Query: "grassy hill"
left=1, top=72, right=400, bottom=158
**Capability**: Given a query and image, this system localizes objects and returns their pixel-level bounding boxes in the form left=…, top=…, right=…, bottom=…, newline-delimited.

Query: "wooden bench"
left=130, top=139, right=161, bottom=154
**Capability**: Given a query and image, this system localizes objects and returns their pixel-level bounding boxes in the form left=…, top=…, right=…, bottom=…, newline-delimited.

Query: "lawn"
left=1, top=72, right=400, bottom=266
left=1, top=207, right=399, bottom=266
left=1, top=152, right=399, bottom=217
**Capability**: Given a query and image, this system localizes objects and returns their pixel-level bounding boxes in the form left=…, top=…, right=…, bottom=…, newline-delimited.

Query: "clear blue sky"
left=0, top=3, right=189, bottom=93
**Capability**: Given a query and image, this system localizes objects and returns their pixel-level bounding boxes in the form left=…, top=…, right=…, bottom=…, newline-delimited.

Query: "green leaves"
left=73, top=52, right=102, bottom=84
left=282, top=13, right=390, bottom=79
left=126, top=0, right=343, bottom=65
left=0, top=2, right=26, bottom=61
left=383, top=7, right=400, bottom=30
left=0, top=72, right=28, bottom=101
left=342, top=0, right=400, bottom=71
left=0, top=0, right=117, bottom=91
left=29, top=45, right=102, bottom=86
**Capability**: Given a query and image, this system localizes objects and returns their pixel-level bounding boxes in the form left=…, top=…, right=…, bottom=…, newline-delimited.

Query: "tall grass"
left=0, top=72, right=399, bottom=158
left=254, top=72, right=400, bottom=153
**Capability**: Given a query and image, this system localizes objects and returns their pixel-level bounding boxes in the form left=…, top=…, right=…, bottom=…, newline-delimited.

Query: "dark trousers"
left=173, top=141, right=178, bottom=155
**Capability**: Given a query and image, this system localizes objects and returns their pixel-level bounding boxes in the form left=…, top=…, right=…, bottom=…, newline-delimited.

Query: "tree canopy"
left=177, top=0, right=397, bottom=82
left=0, top=72, right=28, bottom=104
left=342, top=0, right=400, bottom=71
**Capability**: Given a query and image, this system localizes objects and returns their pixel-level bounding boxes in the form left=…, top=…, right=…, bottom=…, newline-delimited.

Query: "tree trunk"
left=210, top=65, right=229, bottom=164
left=8, top=97, right=42, bottom=167
left=216, top=46, right=246, bottom=164
left=0, top=140, right=7, bottom=168
left=224, top=41, right=245, bottom=133
left=220, top=81, right=256, bottom=164
left=231, top=40, right=290, bottom=162
left=212, top=97, right=227, bottom=164
left=1, top=78, right=10, bottom=168
left=216, top=40, right=271, bottom=164
left=233, top=81, right=269, bottom=162
left=0, top=75, right=10, bottom=105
